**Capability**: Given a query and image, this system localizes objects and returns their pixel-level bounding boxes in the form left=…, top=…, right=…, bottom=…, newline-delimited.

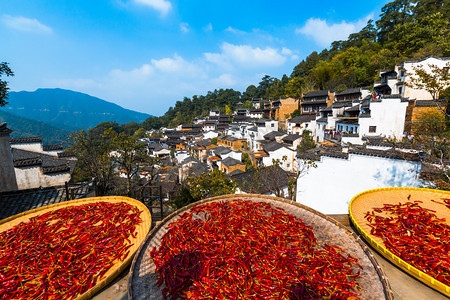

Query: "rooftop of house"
left=0, top=123, right=13, bottom=135
left=10, top=136, right=43, bottom=144
left=303, top=90, right=330, bottom=98
left=263, top=141, right=286, bottom=152
left=221, top=157, right=243, bottom=167
left=289, top=115, right=316, bottom=123
left=0, top=182, right=94, bottom=220
left=263, top=131, right=285, bottom=140
left=282, top=134, right=301, bottom=143
left=12, top=148, right=76, bottom=174
left=335, top=88, right=361, bottom=96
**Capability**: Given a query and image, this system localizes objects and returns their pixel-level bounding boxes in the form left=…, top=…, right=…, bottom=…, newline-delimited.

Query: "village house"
left=301, top=90, right=334, bottom=116
left=266, top=97, right=299, bottom=122
left=0, top=123, right=76, bottom=192
left=262, top=141, right=297, bottom=172
left=220, top=157, right=246, bottom=175
left=217, top=135, right=248, bottom=151
left=286, top=115, right=316, bottom=135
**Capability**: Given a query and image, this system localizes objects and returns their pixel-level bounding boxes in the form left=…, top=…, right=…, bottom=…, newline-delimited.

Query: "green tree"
left=405, top=62, right=450, bottom=117
left=186, top=169, right=237, bottom=201
left=285, top=77, right=305, bottom=99
left=297, top=130, right=316, bottom=152
left=104, top=129, right=158, bottom=197
left=69, top=129, right=116, bottom=195
left=0, top=62, right=14, bottom=107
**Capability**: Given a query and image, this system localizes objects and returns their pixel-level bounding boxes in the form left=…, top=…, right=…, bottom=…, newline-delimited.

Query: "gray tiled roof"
left=10, top=136, right=42, bottom=144
left=263, top=141, right=285, bottom=152
left=289, top=115, right=316, bottom=123
left=0, top=181, right=95, bottom=220
left=303, top=90, right=329, bottom=98
left=335, top=88, right=361, bottom=96
left=221, top=157, right=243, bottom=167
left=12, top=148, right=76, bottom=174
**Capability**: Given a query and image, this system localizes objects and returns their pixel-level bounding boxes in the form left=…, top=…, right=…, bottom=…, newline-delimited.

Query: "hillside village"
left=0, top=56, right=449, bottom=218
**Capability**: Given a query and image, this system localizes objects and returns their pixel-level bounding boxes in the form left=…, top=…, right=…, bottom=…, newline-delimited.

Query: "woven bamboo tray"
left=0, top=196, right=151, bottom=300
left=128, top=194, right=394, bottom=300
left=349, top=187, right=450, bottom=297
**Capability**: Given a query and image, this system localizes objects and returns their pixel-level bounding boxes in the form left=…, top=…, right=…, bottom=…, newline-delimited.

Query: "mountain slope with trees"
left=3, top=88, right=151, bottom=130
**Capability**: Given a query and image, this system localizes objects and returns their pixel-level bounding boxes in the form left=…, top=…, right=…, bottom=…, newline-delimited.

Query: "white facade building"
left=297, top=153, right=422, bottom=214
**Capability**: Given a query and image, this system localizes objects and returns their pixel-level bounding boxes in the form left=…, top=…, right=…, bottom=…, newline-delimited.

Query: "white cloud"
left=205, top=43, right=294, bottom=69
left=180, top=22, right=190, bottom=33
left=1, top=15, right=52, bottom=33
left=211, top=74, right=236, bottom=86
left=296, top=15, right=372, bottom=47
left=133, top=0, right=172, bottom=17
left=150, top=54, right=201, bottom=75
left=203, top=23, right=213, bottom=32
left=225, top=26, right=245, bottom=34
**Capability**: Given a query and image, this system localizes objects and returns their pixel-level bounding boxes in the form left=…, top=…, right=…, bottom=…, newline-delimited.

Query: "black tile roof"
left=12, top=148, right=76, bottom=173
left=282, top=134, right=301, bottom=143
left=303, top=90, right=329, bottom=98
left=43, top=144, right=63, bottom=151
left=289, top=115, right=316, bottom=123
left=263, top=141, right=285, bottom=152
left=316, top=117, right=328, bottom=123
left=0, top=181, right=95, bottom=220
left=263, top=131, right=285, bottom=140
left=221, top=157, right=243, bottom=167
left=301, top=100, right=327, bottom=106
left=10, top=136, right=42, bottom=144
left=0, top=123, right=12, bottom=136
left=335, top=88, right=361, bottom=96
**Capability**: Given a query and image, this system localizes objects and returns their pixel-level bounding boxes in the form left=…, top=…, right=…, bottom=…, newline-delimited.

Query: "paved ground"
left=92, top=214, right=449, bottom=300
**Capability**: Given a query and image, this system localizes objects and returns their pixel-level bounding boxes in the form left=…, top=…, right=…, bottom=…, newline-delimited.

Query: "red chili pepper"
left=0, top=201, right=142, bottom=300
left=151, top=200, right=362, bottom=299
left=365, top=196, right=450, bottom=286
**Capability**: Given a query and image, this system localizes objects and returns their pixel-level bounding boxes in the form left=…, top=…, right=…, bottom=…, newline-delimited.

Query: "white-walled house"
left=374, top=56, right=450, bottom=99
left=358, top=96, right=408, bottom=142
left=262, top=142, right=297, bottom=172
left=286, top=115, right=316, bottom=135
left=297, top=149, right=422, bottom=214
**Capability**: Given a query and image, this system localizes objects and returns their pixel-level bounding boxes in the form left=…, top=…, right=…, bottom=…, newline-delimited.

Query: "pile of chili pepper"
left=365, top=197, right=450, bottom=285
left=150, top=200, right=362, bottom=299
left=0, top=201, right=142, bottom=300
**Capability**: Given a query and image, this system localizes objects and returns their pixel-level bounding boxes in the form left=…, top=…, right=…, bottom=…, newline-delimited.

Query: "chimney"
left=0, top=123, right=18, bottom=191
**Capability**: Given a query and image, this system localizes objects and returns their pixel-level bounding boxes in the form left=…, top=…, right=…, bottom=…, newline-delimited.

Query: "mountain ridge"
left=2, top=88, right=151, bottom=130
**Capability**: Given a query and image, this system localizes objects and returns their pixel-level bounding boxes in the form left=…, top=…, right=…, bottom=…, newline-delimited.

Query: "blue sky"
left=1, top=0, right=388, bottom=116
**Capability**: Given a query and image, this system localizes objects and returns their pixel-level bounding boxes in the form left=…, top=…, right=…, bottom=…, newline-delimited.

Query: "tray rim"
left=128, top=193, right=394, bottom=300
left=0, top=195, right=152, bottom=300
left=349, top=187, right=450, bottom=297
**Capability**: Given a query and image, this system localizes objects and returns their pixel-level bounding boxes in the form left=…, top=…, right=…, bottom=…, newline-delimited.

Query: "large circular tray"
left=129, top=194, right=393, bottom=299
left=349, top=187, right=450, bottom=297
left=0, top=196, right=151, bottom=300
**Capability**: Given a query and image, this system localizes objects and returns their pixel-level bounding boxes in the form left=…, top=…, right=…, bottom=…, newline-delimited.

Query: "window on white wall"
left=369, top=126, right=376, bottom=133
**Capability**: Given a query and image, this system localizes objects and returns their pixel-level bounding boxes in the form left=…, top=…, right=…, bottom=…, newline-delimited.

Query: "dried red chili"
left=0, top=201, right=142, bottom=300
left=150, top=200, right=362, bottom=299
left=365, top=197, right=450, bottom=286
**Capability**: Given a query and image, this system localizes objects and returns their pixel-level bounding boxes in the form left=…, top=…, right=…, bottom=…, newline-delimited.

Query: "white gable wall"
left=296, top=154, right=422, bottom=214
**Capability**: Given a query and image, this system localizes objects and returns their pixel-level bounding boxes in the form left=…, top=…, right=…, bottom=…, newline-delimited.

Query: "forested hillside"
left=0, top=110, right=71, bottom=145
left=117, top=0, right=450, bottom=133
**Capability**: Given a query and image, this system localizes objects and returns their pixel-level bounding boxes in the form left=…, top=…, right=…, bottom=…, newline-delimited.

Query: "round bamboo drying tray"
left=349, top=187, right=450, bottom=297
left=0, top=196, right=152, bottom=300
left=128, top=194, right=393, bottom=300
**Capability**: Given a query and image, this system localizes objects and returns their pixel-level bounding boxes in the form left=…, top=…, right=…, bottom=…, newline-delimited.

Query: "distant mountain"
left=2, top=88, right=151, bottom=130
left=0, top=110, right=71, bottom=146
